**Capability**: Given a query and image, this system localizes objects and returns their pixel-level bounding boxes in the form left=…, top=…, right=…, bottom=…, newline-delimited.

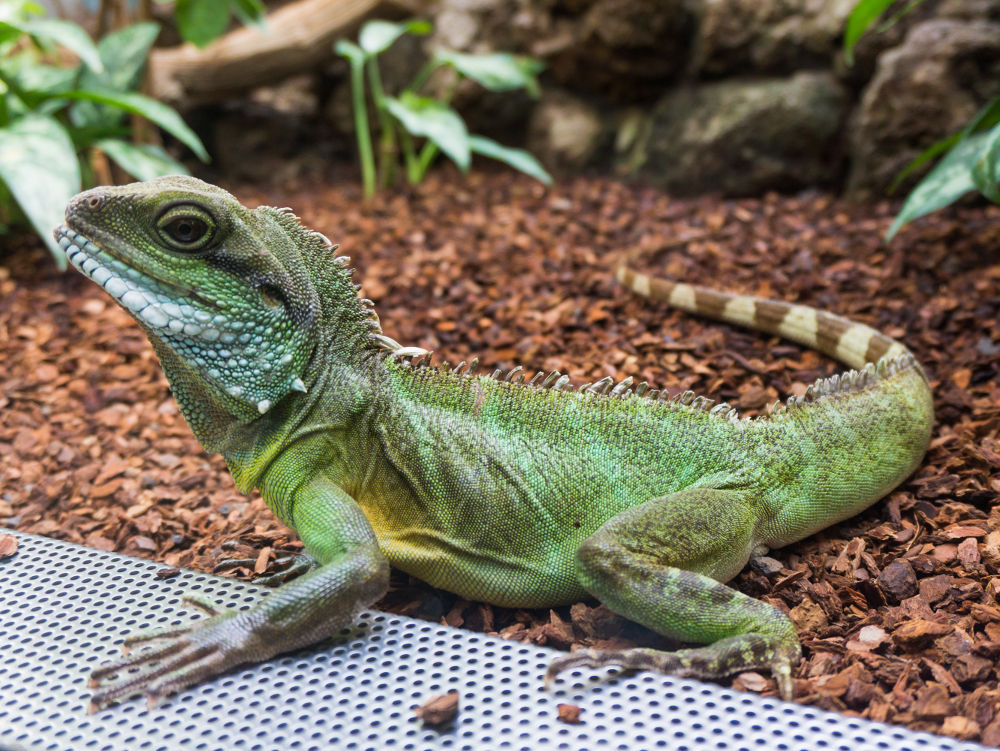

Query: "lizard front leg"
left=547, top=487, right=801, bottom=699
left=89, top=478, right=389, bottom=710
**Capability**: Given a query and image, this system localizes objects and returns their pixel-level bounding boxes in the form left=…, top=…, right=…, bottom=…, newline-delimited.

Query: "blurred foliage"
left=0, top=1, right=209, bottom=267
left=336, top=19, right=551, bottom=197
left=845, top=0, right=1000, bottom=240
left=173, top=0, right=265, bottom=48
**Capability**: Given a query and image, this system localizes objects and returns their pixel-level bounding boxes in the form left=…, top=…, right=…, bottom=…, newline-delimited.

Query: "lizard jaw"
left=56, top=224, right=191, bottom=333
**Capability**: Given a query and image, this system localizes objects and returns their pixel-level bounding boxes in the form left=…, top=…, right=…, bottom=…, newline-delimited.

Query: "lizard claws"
left=542, top=649, right=613, bottom=691
left=214, top=546, right=317, bottom=587
left=544, top=645, right=797, bottom=701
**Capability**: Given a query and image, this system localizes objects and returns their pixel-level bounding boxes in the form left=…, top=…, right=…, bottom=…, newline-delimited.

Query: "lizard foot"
left=88, top=594, right=262, bottom=711
left=214, top=541, right=317, bottom=586
left=544, top=638, right=798, bottom=701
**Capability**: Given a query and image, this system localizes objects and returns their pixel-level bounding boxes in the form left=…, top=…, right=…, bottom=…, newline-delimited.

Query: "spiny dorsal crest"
left=373, top=331, right=919, bottom=427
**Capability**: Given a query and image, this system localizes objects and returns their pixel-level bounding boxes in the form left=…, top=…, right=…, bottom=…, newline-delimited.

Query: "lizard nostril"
left=87, top=196, right=103, bottom=210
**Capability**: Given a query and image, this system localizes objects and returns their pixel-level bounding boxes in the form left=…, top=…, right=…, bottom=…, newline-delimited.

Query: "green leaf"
left=72, top=22, right=160, bottom=128
left=886, top=130, right=995, bottom=241
left=1, top=56, right=76, bottom=105
left=56, top=88, right=209, bottom=161
left=358, top=19, right=431, bottom=56
left=971, top=121, right=1000, bottom=203
left=175, top=0, right=230, bottom=48
left=335, top=38, right=366, bottom=64
left=231, top=0, right=267, bottom=29
left=95, top=138, right=189, bottom=181
left=0, top=2, right=45, bottom=24
left=888, top=131, right=964, bottom=194
left=874, top=0, right=928, bottom=34
left=385, top=92, right=469, bottom=171
left=0, top=114, right=80, bottom=268
left=18, top=18, right=103, bottom=72
left=843, top=0, right=893, bottom=66
left=889, top=95, right=1000, bottom=193
left=434, top=50, right=544, bottom=96
left=965, top=95, right=1000, bottom=134
left=469, top=134, right=551, bottom=185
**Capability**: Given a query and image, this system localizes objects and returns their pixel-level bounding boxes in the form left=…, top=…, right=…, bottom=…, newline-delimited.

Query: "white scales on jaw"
left=57, top=227, right=307, bottom=414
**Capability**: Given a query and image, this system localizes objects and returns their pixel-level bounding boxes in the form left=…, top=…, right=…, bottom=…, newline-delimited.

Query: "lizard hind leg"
left=550, top=487, right=801, bottom=699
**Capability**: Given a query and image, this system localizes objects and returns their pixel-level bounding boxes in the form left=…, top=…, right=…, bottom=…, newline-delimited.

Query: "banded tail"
left=615, top=262, right=912, bottom=371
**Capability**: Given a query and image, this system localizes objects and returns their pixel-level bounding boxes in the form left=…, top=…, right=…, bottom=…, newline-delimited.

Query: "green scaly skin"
left=55, top=176, right=934, bottom=710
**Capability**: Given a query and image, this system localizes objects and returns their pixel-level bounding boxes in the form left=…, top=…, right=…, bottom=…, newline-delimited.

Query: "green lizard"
left=55, top=176, right=933, bottom=710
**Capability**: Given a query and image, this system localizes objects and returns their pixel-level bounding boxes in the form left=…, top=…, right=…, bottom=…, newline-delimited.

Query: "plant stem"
left=413, top=73, right=460, bottom=182
left=398, top=126, right=420, bottom=184
left=366, top=58, right=396, bottom=190
left=405, top=59, right=439, bottom=95
left=348, top=58, right=375, bottom=198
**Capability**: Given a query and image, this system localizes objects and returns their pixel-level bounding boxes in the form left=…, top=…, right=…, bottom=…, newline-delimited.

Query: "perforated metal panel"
left=0, top=530, right=987, bottom=751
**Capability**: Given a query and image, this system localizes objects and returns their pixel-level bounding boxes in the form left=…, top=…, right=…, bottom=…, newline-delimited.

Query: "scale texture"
left=53, top=176, right=933, bottom=704
left=0, top=531, right=986, bottom=751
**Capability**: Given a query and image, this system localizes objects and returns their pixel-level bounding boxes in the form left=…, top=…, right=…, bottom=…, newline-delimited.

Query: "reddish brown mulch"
left=2, top=170, right=998, bottom=742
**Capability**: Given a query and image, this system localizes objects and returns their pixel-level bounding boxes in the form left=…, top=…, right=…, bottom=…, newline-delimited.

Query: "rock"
left=634, top=71, right=847, bottom=196
left=846, top=19, right=1000, bottom=197
left=527, top=89, right=608, bottom=170
left=689, top=0, right=855, bottom=78
left=937, top=0, right=1000, bottom=21
left=430, top=0, right=694, bottom=103
left=544, top=0, right=695, bottom=101
left=877, top=559, right=919, bottom=604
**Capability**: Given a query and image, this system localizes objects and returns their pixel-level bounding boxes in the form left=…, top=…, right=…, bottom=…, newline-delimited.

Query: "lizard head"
left=55, top=175, right=329, bottom=422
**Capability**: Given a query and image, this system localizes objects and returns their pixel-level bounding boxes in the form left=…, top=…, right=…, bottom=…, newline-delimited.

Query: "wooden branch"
left=148, top=0, right=424, bottom=105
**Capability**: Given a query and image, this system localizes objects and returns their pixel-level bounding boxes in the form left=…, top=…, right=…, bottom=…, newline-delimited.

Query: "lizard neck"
left=149, top=241, right=383, bottom=491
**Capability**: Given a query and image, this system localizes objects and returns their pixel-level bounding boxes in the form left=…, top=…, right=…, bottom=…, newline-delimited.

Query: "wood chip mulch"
left=1, top=169, right=998, bottom=742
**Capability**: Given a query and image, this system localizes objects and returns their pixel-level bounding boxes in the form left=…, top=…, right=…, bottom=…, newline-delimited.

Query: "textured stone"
left=635, top=71, right=847, bottom=195
left=527, top=89, right=608, bottom=170
left=690, top=0, right=855, bottom=77
left=847, top=19, right=1000, bottom=197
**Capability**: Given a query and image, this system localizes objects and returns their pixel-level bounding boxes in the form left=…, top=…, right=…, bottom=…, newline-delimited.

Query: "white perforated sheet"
left=0, top=531, right=988, bottom=751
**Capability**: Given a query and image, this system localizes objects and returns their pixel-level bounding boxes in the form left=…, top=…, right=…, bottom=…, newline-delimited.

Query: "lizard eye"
left=157, top=206, right=215, bottom=251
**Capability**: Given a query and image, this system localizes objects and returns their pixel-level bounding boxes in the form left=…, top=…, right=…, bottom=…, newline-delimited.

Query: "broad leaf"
left=843, top=0, right=893, bottom=65
left=890, top=95, right=1000, bottom=193
left=971, top=121, right=1000, bottom=203
left=17, top=18, right=103, bottom=72
left=434, top=50, right=543, bottom=96
left=56, top=88, right=209, bottom=161
left=335, top=39, right=366, bottom=65
left=469, top=135, right=551, bottom=184
left=0, top=114, right=80, bottom=268
left=358, top=19, right=430, bottom=57
left=385, top=93, right=469, bottom=171
left=886, top=130, right=996, bottom=241
left=175, top=0, right=230, bottom=48
left=72, top=22, right=160, bottom=128
left=1, top=56, right=76, bottom=104
left=95, top=138, right=189, bottom=181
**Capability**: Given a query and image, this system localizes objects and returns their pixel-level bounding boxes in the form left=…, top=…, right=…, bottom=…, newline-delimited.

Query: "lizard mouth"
left=55, top=224, right=223, bottom=339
